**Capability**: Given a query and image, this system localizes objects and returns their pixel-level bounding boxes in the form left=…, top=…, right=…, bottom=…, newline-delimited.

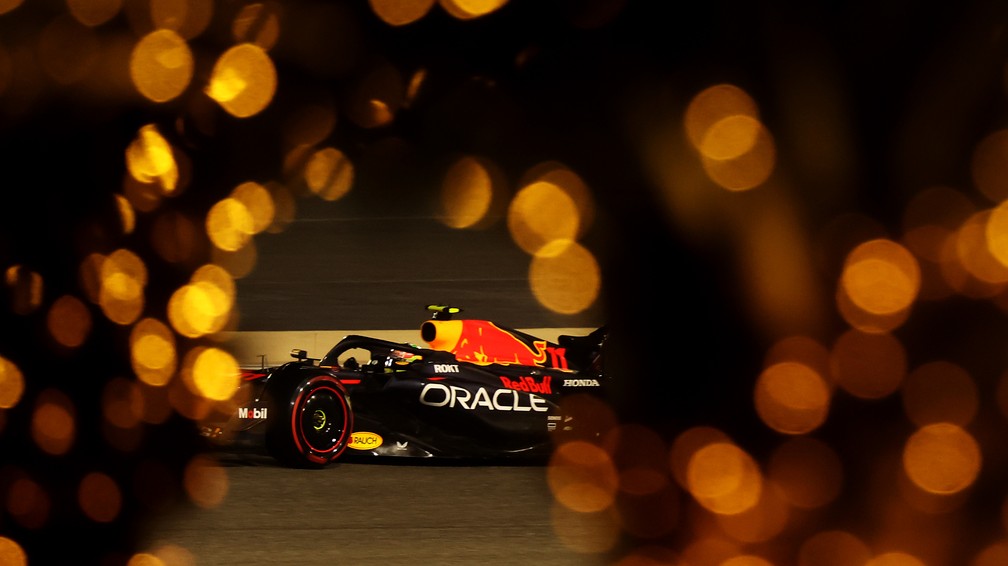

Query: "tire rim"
left=300, top=389, right=345, bottom=452
left=312, top=409, right=327, bottom=431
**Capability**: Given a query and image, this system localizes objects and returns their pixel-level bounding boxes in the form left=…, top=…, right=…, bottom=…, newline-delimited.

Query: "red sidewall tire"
left=291, top=376, right=352, bottom=464
left=268, top=374, right=353, bottom=467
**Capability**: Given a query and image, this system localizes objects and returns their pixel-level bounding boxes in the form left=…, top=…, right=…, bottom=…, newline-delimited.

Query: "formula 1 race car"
left=201, top=306, right=609, bottom=468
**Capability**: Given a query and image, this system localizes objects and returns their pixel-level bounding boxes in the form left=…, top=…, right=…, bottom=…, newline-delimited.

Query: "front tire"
left=266, top=375, right=353, bottom=468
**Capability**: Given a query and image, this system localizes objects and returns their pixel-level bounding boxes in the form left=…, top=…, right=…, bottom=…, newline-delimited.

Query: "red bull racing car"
left=202, top=306, right=609, bottom=468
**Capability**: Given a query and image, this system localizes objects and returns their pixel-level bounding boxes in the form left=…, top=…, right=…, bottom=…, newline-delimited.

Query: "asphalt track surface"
left=142, top=453, right=609, bottom=566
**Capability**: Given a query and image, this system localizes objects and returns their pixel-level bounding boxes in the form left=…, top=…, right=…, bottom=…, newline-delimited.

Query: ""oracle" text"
left=419, top=383, right=548, bottom=412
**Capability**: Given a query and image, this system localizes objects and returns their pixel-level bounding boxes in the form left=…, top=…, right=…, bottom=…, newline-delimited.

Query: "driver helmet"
left=389, top=348, right=421, bottom=363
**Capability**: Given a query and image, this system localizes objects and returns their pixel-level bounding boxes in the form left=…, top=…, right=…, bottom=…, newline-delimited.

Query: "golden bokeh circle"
left=129, top=29, right=193, bottom=103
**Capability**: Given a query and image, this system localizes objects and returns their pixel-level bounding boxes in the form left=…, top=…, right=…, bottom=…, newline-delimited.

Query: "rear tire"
left=266, top=375, right=353, bottom=468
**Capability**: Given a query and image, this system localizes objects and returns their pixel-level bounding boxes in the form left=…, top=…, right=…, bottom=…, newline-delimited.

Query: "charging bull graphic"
left=422, top=319, right=559, bottom=367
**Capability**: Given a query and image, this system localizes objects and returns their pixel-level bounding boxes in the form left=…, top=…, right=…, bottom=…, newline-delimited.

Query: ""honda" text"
left=563, top=379, right=600, bottom=387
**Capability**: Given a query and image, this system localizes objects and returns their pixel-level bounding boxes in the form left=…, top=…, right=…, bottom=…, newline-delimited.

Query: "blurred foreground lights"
left=699, top=115, right=776, bottom=191
left=685, top=85, right=758, bottom=149
left=602, top=424, right=669, bottom=497
left=127, top=553, right=169, bottom=566
left=836, top=284, right=910, bottom=334
left=345, top=62, right=402, bottom=128
left=134, top=545, right=196, bottom=566
left=211, top=238, right=258, bottom=279
left=715, top=486, right=790, bottom=544
left=998, top=371, right=1008, bottom=421
left=975, top=542, right=1008, bottom=566
left=137, top=381, right=173, bottom=425
left=47, top=295, right=92, bottom=349
left=602, top=424, right=679, bottom=539
left=263, top=181, right=297, bottom=234
left=613, top=482, right=680, bottom=540
left=507, top=181, right=579, bottom=255
left=684, top=83, right=775, bottom=191
left=613, top=546, right=679, bottom=566
left=548, top=440, right=619, bottom=513
left=553, top=393, right=619, bottom=444
left=78, top=472, right=122, bottom=523
left=840, top=239, right=920, bottom=318
left=102, top=377, right=144, bottom=431
left=686, top=441, right=762, bottom=515
left=520, top=161, right=596, bottom=238
left=955, top=210, right=1008, bottom=286
left=767, top=436, right=843, bottom=509
left=230, top=181, right=275, bottom=234
left=985, top=199, right=1008, bottom=268
left=0, top=0, right=21, bottom=15
left=206, top=197, right=254, bottom=252
left=528, top=240, right=600, bottom=315
left=902, top=422, right=981, bottom=495
left=970, top=128, right=1008, bottom=203
left=405, top=68, right=427, bottom=107
left=5, top=265, right=43, bottom=315
left=370, top=0, right=436, bottom=26
left=123, top=175, right=167, bottom=215
left=901, top=361, right=978, bottom=427
left=183, top=454, right=228, bottom=509
left=233, top=2, right=281, bottom=48
left=130, top=29, right=193, bottom=103
left=115, top=194, right=136, bottom=234
left=206, top=43, right=277, bottom=118
left=668, top=426, right=730, bottom=489
left=722, top=556, right=774, bottom=566
left=167, top=265, right=236, bottom=338
left=764, top=335, right=831, bottom=381
left=440, top=0, right=509, bottom=20
left=864, top=551, right=925, bottom=566
left=67, top=0, right=122, bottom=27
left=797, top=530, right=871, bottom=566
left=150, top=211, right=202, bottom=264
left=753, top=361, right=831, bottom=435
left=31, top=389, right=76, bottom=456
left=5, top=473, right=50, bottom=529
left=38, top=15, right=99, bottom=85
left=284, top=104, right=337, bottom=149
left=439, top=155, right=499, bottom=229
left=131, top=318, right=178, bottom=386
left=680, top=538, right=741, bottom=566
left=102, top=378, right=146, bottom=451
left=193, top=263, right=237, bottom=304
left=305, top=147, right=354, bottom=201
left=0, top=537, right=26, bottom=566
left=99, top=249, right=147, bottom=326
left=829, top=330, right=906, bottom=399
left=181, top=347, right=240, bottom=402
left=0, top=355, right=25, bottom=409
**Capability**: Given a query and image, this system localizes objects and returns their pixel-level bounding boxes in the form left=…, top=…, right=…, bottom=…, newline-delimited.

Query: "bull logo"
left=423, top=319, right=549, bottom=366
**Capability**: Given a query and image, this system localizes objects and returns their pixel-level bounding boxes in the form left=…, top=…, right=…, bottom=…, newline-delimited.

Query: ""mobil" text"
left=237, top=407, right=268, bottom=419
